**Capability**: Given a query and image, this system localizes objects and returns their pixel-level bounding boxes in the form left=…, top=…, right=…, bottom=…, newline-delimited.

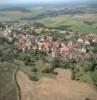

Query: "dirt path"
left=16, top=69, right=97, bottom=100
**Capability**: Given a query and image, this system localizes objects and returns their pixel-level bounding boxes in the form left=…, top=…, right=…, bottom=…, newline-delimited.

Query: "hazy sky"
left=0, top=0, right=95, bottom=4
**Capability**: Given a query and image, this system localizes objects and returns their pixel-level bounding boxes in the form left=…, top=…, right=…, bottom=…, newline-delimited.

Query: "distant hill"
left=0, top=7, right=31, bottom=13
left=21, top=3, right=97, bottom=20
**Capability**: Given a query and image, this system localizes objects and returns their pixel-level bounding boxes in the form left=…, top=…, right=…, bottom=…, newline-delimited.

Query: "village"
left=0, top=23, right=97, bottom=62
left=1, top=1, right=97, bottom=100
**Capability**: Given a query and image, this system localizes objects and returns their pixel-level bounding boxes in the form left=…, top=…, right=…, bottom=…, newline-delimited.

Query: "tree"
left=32, top=67, right=38, bottom=72
left=80, top=59, right=93, bottom=72
left=91, top=70, right=97, bottom=87
left=29, top=75, right=39, bottom=81
left=40, top=29, right=45, bottom=34
left=33, top=22, right=45, bottom=28
left=71, top=70, right=76, bottom=80
left=52, top=57, right=62, bottom=68
left=42, top=67, right=54, bottom=73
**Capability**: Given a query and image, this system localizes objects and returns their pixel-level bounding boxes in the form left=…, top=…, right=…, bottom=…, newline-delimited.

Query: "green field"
left=21, top=14, right=97, bottom=34
left=0, top=62, right=18, bottom=100
left=37, top=15, right=97, bottom=34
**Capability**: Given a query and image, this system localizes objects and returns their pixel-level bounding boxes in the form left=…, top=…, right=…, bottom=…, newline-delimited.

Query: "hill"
left=0, top=7, right=31, bottom=13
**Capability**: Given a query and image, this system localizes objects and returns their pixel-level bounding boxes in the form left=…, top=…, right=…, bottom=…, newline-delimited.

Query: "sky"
left=0, top=0, right=96, bottom=4
left=0, top=0, right=63, bottom=4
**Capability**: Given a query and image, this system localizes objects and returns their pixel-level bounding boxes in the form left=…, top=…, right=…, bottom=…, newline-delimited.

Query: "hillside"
left=0, top=7, right=31, bottom=13
left=35, top=14, right=97, bottom=34
left=21, top=3, right=97, bottom=20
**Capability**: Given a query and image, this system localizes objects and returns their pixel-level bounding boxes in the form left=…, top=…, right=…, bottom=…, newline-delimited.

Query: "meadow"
left=37, top=14, right=97, bottom=34
left=0, top=62, right=18, bottom=100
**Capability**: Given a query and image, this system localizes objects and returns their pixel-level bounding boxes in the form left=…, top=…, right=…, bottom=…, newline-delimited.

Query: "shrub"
left=64, top=60, right=75, bottom=69
left=91, top=70, right=97, bottom=87
left=52, top=57, right=63, bottom=68
left=71, top=70, right=76, bottom=80
left=42, top=57, right=48, bottom=63
left=24, top=59, right=35, bottom=66
left=42, top=67, right=54, bottom=73
left=52, top=71, right=58, bottom=75
left=80, top=60, right=93, bottom=72
left=29, top=75, right=39, bottom=81
left=33, top=22, right=45, bottom=28
left=83, top=21, right=96, bottom=26
left=32, top=67, right=38, bottom=72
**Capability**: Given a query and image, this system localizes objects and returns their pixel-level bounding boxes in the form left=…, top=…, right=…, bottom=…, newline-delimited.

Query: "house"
left=83, top=34, right=97, bottom=45
left=84, top=40, right=90, bottom=45
left=7, top=37, right=13, bottom=43
left=42, top=42, right=50, bottom=54
left=69, top=52, right=83, bottom=62
left=77, top=38, right=84, bottom=43
left=81, top=47, right=86, bottom=53
left=18, top=35, right=26, bottom=51
left=59, top=43, right=70, bottom=58
left=68, top=41, right=73, bottom=48
left=46, top=35, right=53, bottom=42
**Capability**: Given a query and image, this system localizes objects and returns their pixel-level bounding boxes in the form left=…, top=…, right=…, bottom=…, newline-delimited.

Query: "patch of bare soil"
left=16, top=69, right=97, bottom=100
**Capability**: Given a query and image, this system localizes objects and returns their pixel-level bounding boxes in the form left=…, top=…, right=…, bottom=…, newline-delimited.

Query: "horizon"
left=0, top=0, right=97, bottom=9
left=0, top=0, right=97, bottom=4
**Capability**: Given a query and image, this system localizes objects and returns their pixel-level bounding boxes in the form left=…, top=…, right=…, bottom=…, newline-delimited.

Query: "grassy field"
left=0, top=62, right=18, bottom=100
left=37, top=14, right=97, bottom=34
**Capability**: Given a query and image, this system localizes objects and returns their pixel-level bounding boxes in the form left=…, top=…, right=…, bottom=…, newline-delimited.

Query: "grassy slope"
left=0, top=62, right=17, bottom=100
left=14, top=56, right=55, bottom=80
left=37, top=14, right=97, bottom=34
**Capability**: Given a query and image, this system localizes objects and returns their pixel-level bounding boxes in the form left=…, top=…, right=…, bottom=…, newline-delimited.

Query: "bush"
left=91, top=70, right=97, bottom=87
left=80, top=60, right=93, bottom=72
left=42, top=67, right=54, bottom=73
left=19, top=53, right=35, bottom=66
left=52, top=57, right=63, bottom=68
left=29, top=75, right=39, bottom=81
left=32, top=67, right=38, bottom=72
left=52, top=71, right=58, bottom=75
left=42, top=57, right=49, bottom=63
left=54, top=25, right=71, bottom=31
left=83, top=21, right=96, bottom=26
left=64, top=60, right=75, bottom=69
left=24, top=59, right=35, bottom=66
left=71, top=70, right=76, bottom=80
left=0, top=50, right=15, bottom=62
left=33, top=22, right=45, bottom=28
